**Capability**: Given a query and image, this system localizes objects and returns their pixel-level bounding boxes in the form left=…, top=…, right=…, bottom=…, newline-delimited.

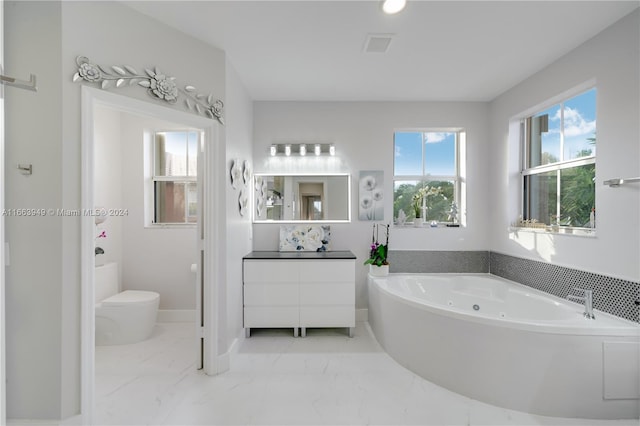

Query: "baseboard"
left=218, top=334, right=240, bottom=374
left=157, top=309, right=196, bottom=323
left=356, top=308, right=368, bottom=323
left=7, top=415, right=83, bottom=425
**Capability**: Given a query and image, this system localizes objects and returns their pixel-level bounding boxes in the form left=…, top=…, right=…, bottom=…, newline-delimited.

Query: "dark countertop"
left=243, top=250, right=356, bottom=260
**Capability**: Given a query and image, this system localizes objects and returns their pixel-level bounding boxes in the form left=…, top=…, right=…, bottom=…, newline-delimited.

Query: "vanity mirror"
left=254, top=174, right=351, bottom=222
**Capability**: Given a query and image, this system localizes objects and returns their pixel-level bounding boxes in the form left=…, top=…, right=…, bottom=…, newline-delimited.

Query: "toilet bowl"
left=95, top=262, right=160, bottom=345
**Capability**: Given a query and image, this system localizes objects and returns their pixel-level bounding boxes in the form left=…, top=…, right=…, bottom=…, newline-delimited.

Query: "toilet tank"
left=95, top=262, right=119, bottom=303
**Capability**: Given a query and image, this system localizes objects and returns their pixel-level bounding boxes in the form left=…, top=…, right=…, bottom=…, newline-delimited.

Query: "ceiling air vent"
left=364, top=34, right=394, bottom=54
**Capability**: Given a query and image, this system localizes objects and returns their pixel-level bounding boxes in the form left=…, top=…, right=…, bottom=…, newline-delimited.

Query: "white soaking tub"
left=367, top=273, right=639, bottom=419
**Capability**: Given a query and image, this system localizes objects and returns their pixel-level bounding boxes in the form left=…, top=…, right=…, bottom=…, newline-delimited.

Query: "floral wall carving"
left=73, top=56, right=224, bottom=124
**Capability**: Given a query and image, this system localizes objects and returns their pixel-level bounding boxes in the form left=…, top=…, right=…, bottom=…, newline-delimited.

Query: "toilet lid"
left=102, top=290, right=159, bottom=307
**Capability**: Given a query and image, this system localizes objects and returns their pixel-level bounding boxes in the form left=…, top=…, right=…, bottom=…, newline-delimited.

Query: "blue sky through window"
left=394, top=132, right=422, bottom=175
left=536, top=88, right=596, bottom=164
left=394, top=131, right=456, bottom=176
left=562, top=88, right=596, bottom=160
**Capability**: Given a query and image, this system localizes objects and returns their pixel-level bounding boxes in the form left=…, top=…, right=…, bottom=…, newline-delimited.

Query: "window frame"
left=519, top=87, right=596, bottom=233
left=151, top=130, right=199, bottom=226
left=393, top=128, right=465, bottom=227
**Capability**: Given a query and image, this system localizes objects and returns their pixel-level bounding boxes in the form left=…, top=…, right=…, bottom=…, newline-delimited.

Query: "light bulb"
left=299, top=144, right=306, bottom=156
left=382, top=0, right=406, bottom=15
left=314, top=144, right=321, bottom=156
left=329, top=144, right=336, bottom=156
left=270, top=145, right=277, bottom=156
left=285, top=144, right=291, bottom=156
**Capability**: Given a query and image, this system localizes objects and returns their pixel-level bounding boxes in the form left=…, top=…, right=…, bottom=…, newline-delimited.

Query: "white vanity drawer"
left=298, top=260, right=354, bottom=283
left=299, top=283, right=355, bottom=305
left=244, top=260, right=298, bottom=283
left=244, top=283, right=298, bottom=306
left=300, top=306, right=355, bottom=327
left=244, top=307, right=298, bottom=327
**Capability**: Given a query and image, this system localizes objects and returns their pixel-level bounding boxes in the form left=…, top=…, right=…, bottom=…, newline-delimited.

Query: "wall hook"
left=18, top=164, right=32, bottom=175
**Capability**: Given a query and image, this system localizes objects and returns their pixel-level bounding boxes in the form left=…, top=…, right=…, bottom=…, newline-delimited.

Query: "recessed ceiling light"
left=382, top=0, right=407, bottom=15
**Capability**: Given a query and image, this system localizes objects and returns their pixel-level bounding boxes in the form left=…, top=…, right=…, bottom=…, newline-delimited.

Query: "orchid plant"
left=411, top=185, right=445, bottom=218
left=364, top=223, right=390, bottom=267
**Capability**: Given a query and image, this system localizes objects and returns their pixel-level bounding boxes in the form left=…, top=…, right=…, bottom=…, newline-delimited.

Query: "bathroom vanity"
left=243, top=251, right=356, bottom=337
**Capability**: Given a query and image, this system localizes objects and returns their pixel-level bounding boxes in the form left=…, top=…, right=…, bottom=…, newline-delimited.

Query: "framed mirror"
left=253, top=173, right=351, bottom=223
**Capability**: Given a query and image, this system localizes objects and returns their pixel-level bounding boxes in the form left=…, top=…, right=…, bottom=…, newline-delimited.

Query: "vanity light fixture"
left=269, top=143, right=335, bottom=157
left=382, top=0, right=407, bottom=14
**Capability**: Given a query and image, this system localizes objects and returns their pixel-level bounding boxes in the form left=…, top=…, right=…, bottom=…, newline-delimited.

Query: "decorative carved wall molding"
left=73, top=56, right=224, bottom=124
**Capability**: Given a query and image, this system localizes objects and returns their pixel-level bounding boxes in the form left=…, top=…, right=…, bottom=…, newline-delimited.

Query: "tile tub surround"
left=387, top=250, right=639, bottom=323
left=490, top=252, right=640, bottom=323
left=387, top=250, right=489, bottom=274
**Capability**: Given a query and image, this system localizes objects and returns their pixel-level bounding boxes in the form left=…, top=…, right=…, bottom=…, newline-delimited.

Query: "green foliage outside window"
left=560, top=162, right=595, bottom=227
left=394, top=181, right=454, bottom=222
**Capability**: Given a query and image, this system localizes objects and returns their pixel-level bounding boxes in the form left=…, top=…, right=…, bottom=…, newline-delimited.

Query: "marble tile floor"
left=91, top=322, right=637, bottom=426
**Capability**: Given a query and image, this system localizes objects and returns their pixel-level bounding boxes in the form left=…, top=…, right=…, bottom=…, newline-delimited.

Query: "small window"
left=521, top=88, right=596, bottom=230
left=152, top=131, right=198, bottom=224
left=393, top=130, right=464, bottom=225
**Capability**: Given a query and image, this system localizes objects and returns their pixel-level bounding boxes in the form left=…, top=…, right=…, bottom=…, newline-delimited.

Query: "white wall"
left=5, top=0, right=232, bottom=420
left=4, top=1, right=63, bottom=418
left=94, top=106, right=123, bottom=273
left=224, top=61, right=253, bottom=349
left=94, top=106, right=199, bottom=310
left=120, top=113, right=198, bottom=310
left=488, top=9, right=639, bottom=282
left=252, top=101, right=490, bottom=308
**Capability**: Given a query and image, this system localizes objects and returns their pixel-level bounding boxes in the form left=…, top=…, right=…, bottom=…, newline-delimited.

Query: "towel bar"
left=0, top=73, right=37, bottom=92
left=603, top=177, right=640, bottom=187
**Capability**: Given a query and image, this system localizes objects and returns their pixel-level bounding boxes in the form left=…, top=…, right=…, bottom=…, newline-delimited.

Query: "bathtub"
left=367, top=273, right=639, bottom=419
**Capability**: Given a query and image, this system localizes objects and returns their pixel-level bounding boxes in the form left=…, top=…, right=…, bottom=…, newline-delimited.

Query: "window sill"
left=145, top=223, right=197, bottom=229
left=394, top=222, right=464, bottom=229
left=509, top=226, right=596, bottom=238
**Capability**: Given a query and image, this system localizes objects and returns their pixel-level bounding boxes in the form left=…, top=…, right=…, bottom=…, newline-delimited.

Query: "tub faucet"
left=567, top=288, right=595, bottom=319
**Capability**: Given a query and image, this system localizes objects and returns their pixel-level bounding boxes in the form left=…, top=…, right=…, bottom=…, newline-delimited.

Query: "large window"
left=521, top=88, right=596, bottom=230
left=152, top=131, right=198, bottom=224
left=393, top=130, right=464, bottom=225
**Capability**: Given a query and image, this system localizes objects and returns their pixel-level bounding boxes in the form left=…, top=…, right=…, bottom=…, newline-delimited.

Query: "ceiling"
left=124, top=1, right=639, bottom=102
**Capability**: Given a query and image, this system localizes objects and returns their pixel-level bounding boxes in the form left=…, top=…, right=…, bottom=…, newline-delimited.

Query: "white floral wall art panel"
left=242, top=160, right=251, bottom=185
left=230, top=158, right=242, bottom=189
left=238, top=188, right=248, bottom=217
left=279, top=225, right=331, bottom=252
left=359, top=170, right=384, bottom=221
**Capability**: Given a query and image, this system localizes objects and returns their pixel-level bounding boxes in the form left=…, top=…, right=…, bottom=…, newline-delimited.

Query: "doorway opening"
left=81, top=87, right=225, bottom=423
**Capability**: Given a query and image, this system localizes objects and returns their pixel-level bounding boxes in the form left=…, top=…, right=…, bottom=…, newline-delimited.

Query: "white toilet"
left=95, top=262, right=160, bottom=345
